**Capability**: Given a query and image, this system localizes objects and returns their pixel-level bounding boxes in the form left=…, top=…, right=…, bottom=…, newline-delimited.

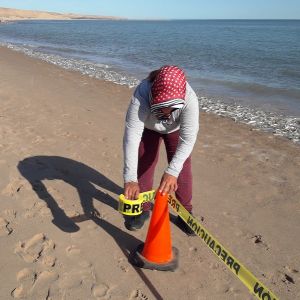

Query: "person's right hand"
left=124, top=182, right=140, bottom=200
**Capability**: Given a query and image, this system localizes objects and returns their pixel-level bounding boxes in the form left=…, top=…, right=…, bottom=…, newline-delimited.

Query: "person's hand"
left=124, top=182, right=140, bottom=200
left=159, top=173, right=178, bottom=195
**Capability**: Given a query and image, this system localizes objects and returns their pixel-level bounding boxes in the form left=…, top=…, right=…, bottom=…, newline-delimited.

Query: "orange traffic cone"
left=130, top=191, right=178, bottom=271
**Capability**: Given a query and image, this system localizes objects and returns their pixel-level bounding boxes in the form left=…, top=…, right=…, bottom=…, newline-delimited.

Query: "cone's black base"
left=129, top=243, right=179, bottom=271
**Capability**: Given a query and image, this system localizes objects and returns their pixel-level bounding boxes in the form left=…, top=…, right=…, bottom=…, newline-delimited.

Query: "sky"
left=0, top=0, right=299, bottom=20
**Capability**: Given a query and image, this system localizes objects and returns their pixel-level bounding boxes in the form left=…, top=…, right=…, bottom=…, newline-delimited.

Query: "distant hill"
left=0, top=7, right=124, bottom=22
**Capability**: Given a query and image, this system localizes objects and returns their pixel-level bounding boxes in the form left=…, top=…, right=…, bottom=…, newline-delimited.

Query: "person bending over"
left=123, top=65, right=199, bottom=235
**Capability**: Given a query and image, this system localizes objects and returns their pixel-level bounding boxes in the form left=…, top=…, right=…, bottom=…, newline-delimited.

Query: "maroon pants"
left=138, top=128, right=193, bottom=212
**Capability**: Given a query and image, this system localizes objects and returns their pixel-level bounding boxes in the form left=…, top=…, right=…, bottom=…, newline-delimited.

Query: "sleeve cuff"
left=164, top=167, right=180, bottom=178
left=124, top=175, right=138, bottom=183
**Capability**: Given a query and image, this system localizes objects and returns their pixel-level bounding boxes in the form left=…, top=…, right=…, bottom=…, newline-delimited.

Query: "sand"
left=0, top=46, right=299, bottom=299
left=0, top=7, right=122, bottom=22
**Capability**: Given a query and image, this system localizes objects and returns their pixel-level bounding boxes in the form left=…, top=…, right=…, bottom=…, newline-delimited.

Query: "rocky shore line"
left=199, top=97, right=300, bottom=144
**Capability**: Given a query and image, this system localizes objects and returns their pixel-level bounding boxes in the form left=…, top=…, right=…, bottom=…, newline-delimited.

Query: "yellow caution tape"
left=118, top=194, right=144, bottom=215
left=118, top=191, right=156, bottom=216
left=120, top=190, right=279, bottom=300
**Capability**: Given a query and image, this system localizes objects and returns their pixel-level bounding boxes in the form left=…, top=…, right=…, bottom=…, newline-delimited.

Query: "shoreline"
left=0, top=45, right=299, bottom=299
left=1, top=42, right=299, bottom=144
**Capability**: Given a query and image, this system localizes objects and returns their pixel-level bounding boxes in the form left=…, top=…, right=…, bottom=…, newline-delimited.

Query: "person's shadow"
left=17, top=155, right=141, bottom=252
left=17, top=156, right=166, bottom=299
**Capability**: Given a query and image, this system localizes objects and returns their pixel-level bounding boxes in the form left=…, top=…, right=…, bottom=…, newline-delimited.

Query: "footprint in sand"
left=118, top=257, right=129, bottom=273
left=59, top=270, right=85, bottom=290
left=0, top=217, right=13, bottom=236
left=41, top=255, right=57, bottom=267
left=3, top=209, right=17, bottom=220
left=129, top=289, right=149, bottom=300
left=12, top=268, right=37, bottom=299
left=14, top=233, right=56, bottom=264
left=250, top=234, right=269, bottom=250
left=57, top=266, right=103, bottom=299
left=12, top=268, right=59, bottom=299
left=92, top=283, right=111, bottom=298
left=24, top=201, right=52, bottom=219
left=65, top=245, right=81, bottom=257
left=62, top=246, right=109, bottom=298
left=30, top=270, right=59, bottom=299
left=1, top=178, right=29, bottom=197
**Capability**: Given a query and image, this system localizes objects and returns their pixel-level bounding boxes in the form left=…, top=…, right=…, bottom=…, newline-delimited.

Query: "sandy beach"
left=0, top=46, right=299, bottom=299
left=0, top=7, right=122, bottom=21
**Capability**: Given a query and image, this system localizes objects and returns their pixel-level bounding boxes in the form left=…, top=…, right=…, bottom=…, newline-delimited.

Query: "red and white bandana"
left=150, top=66, right=186, bottom=114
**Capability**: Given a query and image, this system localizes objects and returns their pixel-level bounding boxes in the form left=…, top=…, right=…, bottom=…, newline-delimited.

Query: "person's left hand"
left=159, top=172, right=178, bottom=195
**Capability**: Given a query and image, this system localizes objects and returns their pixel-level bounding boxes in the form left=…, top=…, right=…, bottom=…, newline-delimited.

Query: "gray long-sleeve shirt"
left=123, top=79, right=199, bottom=183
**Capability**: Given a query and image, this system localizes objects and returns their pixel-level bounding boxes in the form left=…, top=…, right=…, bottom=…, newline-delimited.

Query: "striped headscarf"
left=150, top=66, right=186, bottom=117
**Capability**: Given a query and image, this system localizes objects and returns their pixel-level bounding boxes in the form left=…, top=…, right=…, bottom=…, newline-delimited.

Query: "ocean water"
left=0, top=19, right=300, bottom=117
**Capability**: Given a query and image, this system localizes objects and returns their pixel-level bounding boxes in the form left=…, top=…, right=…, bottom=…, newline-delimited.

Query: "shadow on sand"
left=18, top=155, right=163, bottom=300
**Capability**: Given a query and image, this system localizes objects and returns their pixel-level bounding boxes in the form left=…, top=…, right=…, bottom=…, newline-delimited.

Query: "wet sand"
left=0, top=46, right=299, bottom=299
